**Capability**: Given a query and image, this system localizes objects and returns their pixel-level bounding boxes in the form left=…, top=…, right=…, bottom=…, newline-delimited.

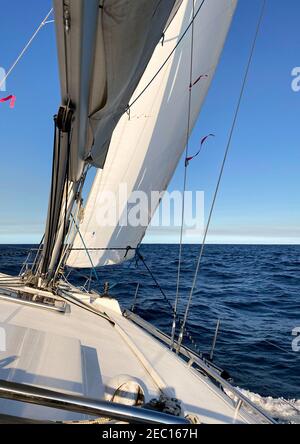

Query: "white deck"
left=0, top=275, right=270, bottom=424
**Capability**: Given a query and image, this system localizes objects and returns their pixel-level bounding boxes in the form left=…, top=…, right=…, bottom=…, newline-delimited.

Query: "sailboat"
left=0, top=0, right=276, bottom=424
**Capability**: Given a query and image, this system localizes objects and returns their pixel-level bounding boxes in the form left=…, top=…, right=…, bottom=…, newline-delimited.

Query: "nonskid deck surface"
left=0, top=276, right=266, bottom=424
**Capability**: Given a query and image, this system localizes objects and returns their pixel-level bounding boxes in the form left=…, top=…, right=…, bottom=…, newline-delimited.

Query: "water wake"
left=226, top=387, right=300, bottom=424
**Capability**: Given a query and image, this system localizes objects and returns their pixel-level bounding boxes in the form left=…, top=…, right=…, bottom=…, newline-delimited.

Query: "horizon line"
left=0, top=242, right=299, bottom=247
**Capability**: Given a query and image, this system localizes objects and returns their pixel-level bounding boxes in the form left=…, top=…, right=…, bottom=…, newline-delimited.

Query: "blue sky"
left=0, top=0, right=299, bottom=245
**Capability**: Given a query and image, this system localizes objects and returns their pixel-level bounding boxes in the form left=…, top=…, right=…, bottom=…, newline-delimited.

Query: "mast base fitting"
left=56, top=105, right=74, bottom=132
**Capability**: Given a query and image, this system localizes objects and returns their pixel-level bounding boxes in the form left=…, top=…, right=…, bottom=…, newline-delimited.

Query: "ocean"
left=0, top=243, right=299, bottom=423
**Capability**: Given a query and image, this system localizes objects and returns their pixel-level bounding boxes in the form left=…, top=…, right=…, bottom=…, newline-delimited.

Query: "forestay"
left=67, top=0, right=238, bottom=268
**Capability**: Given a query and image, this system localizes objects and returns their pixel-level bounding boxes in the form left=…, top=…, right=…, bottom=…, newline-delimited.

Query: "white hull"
left=0, top=273, right=274, bottom=424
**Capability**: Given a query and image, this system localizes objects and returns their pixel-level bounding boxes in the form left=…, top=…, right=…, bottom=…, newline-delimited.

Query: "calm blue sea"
left=1, top=244, right=299, bottom=421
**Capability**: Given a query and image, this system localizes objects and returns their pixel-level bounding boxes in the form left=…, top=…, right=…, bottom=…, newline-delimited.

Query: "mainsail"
left=67, top=0, right=238, bottom=268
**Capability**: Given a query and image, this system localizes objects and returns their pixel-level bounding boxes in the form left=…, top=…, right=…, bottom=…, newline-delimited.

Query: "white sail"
left=41, top=0, right=178, bottom=277
left=67, top=0, right=238, bottom=268
left=54, top=0, right=178, bottom=181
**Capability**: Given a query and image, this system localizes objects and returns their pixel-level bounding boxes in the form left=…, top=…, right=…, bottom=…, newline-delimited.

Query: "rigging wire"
left=56, top=164, right=92, bottom=278
left=70, top=214, right=101, bottom=286
left=135, top=250, right=203, bottom=356
left=126, top=0, right=206, bottom=113
left=171, top=0, right=196, bottom=348
left=0, top=9, right=54, bottom=90
left=176, top=0, right=267, bottom=353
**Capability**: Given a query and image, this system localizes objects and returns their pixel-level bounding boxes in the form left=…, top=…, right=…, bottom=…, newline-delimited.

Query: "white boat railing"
left=123, top=310, right=277, bottom=424
left=19, top=247, right=41, bottom=276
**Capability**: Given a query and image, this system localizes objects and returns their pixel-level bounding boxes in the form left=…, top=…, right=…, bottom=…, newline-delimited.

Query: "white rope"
left=176, top=0, right=267, bottom=353
left=0, top=8, right=53, bottom=90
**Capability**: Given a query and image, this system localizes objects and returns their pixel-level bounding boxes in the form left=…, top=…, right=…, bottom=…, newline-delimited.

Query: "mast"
left=37, top=103, right=78, bottom=281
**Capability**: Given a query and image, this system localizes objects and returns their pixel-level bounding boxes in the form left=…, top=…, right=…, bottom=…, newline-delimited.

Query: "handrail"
left=0, top=380, right=189, bottom=425
left=123, top=310, right=224, bottom=374
left=19, top=247, right=41, bottom=276
left=123, top=310, right=277, bottom=424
